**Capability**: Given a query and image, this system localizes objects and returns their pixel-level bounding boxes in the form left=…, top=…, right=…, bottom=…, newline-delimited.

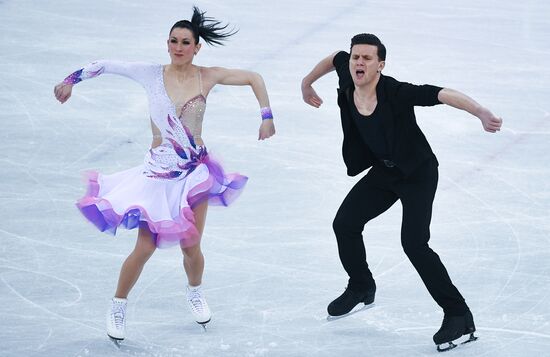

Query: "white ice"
left=1, top=0, right=549, bottom=356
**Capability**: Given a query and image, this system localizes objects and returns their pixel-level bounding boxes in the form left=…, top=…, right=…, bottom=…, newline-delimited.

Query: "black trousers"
left=332, top=158, right=468, bottom=315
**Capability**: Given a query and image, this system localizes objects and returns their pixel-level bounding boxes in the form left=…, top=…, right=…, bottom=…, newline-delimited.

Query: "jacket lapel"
left=377, top=75, right=395, bottom=156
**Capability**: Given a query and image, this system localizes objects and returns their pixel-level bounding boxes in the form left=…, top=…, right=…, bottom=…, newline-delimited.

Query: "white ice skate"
left=106, top=297, right=127, bottom=346
left=186, top=285, right=211, bottom=329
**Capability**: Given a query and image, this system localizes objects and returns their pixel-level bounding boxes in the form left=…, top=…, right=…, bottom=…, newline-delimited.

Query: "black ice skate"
left=327, top=285, right=375, bottom=319
left=433, top=310, right=478, bottom=352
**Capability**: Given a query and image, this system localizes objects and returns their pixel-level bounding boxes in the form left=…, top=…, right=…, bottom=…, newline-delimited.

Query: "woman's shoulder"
left=198, top=65, right=227, bottom=74
left=197, top=65, right=235, bottom=82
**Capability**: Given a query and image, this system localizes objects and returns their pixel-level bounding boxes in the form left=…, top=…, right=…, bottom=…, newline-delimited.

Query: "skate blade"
left=326, top=303, right=375, bottom=321
left=197, top=319, right=211, bottom=331
left=461, top=333, right=478, bottom=345
left=108, top=336, right=123, bottom=348
left=437, top=342, right=457, bottom=352
left=436, top=333, right=478, bottom=352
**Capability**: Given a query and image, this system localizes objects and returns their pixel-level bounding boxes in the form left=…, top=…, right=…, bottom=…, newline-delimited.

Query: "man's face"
left=349, top=44, right=384, bottom=87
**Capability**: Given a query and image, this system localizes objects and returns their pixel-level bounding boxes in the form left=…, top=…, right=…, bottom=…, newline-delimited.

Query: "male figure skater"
left=301, top=33, right=502, bottom=351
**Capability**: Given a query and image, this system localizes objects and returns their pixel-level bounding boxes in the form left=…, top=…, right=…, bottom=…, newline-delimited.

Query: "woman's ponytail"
left=170, top=6, right=237, bottom=46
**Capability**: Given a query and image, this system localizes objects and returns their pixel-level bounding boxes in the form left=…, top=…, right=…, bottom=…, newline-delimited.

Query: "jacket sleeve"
left=332, top=51, right=353, bottom=89
left=394, top=81, right=443, bottom=107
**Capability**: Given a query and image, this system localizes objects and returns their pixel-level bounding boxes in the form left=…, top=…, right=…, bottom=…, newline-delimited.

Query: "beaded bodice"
left=161, top=66, right=206, bottom=143
left=171, top=93, right=206, bottom=140
left=62, top=60, right=210, bottom=180
left=176, top=94, right=206, bottom=136
left=156, top=65, right=207, bottom=146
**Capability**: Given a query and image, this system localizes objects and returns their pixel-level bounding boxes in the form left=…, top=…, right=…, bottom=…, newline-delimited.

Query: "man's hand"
left=302, top=84, right=323, bottom=108
left=477, top=107, right=502, bottom=133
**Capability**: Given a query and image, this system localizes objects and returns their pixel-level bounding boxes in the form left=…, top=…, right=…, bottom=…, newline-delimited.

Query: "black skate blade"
left=197, top=319, right=211, bottom=331
left=326, top=303, right=375, bottom=321
left=108, top=336, right=123, bottom=348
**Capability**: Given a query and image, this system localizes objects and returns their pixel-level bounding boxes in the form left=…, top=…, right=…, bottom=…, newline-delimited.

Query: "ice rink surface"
left=1, top=0, right=549, bottom=356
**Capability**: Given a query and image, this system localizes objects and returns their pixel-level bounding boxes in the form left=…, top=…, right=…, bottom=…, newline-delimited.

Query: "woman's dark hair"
left=350, top=33, right=386, bottom=61
left=169, top=6, right=237, bottom=46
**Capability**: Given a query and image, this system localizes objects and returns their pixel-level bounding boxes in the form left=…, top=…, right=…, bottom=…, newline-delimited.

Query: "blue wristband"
left=261, top=107, right=273, bottom=120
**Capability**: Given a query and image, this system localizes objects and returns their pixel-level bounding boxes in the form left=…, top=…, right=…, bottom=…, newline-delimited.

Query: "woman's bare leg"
left=115, top=224, right=157, bottom=298
left=181, top=201, right=208, bottom=286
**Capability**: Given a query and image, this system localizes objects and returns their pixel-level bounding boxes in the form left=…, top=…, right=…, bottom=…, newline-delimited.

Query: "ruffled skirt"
left=76, top=152, right=247, bottom=248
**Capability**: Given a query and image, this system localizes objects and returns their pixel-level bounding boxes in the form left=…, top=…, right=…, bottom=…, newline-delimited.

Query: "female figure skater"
left=54, top=6, right=275, bottom=343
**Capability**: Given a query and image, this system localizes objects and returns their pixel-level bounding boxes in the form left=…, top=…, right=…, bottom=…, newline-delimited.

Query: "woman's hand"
left=258, top=119, right=275, bottom=140
left=54, top=82, right=73, bottom=104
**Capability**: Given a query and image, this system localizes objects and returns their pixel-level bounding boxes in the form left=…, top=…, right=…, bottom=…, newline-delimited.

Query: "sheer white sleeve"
left=62, top=60, right=155, bottom=88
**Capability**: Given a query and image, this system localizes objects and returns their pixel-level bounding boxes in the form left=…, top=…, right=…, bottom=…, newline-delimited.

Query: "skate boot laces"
left=187, top=289, right=210, bottom=315
left=187, top=286, right=211, bottom=324
left=107, top=298, right=127, bottom=343
left=110, top=301, right=126, bottom=329
left=188, top=289, right=208, bottom=313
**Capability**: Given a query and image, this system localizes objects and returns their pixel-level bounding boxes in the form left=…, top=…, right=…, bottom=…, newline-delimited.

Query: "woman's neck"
left=165, top=63, right=196, bottom=80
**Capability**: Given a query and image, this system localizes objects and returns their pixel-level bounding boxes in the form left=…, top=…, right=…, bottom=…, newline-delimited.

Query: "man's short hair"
left=350, top=33, right=386, bottom=61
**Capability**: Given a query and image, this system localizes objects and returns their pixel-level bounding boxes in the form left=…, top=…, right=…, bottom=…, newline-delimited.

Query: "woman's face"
left=167, top=27, right=201, bottom=64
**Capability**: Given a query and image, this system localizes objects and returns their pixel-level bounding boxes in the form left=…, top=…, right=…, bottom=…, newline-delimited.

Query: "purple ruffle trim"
left=187, top=154, right=248, bottom=209
left=76, top=158, right=247, bottom=248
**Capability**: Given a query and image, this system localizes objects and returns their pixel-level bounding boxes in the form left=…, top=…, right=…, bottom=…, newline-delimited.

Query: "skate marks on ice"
left=0, top=264, right=179, bottom=356
left=2, top=0, right=550, bottom=355
left=396, top=325, right=550, bottom=354
left=77, top=337, right=187, bottom=356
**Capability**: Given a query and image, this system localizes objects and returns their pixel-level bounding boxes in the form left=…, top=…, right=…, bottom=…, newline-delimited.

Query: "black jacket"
left=333, top=51, right=443, bottom=177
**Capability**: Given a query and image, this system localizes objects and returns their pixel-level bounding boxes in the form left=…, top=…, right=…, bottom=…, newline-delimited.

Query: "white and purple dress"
left=64, top=61, right=247, bottom=248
